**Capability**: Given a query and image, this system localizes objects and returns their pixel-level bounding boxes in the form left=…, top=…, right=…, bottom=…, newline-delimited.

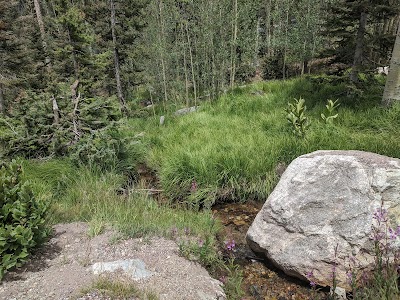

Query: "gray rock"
left=196, top=279, right=226, bottom=300
left=331, top=287, right=346, bottom=300
left=246, top=150, right=400, bottom=289
left=174, top=106, right=199, bottom=116
left=92, top=259, right=153, bottom=280
left=377, top=66, right=389, bottom=75
left=160, top=115, right=165, bottom=125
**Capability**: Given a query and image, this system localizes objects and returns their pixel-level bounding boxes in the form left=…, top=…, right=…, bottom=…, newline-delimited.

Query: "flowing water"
left=213, top=202, right=327, bottom=300
left=135, top=166, right=326, bottom=299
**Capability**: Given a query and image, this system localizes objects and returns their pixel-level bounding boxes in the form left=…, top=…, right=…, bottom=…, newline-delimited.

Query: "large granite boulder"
left=246, top=150, right=400, bottom=288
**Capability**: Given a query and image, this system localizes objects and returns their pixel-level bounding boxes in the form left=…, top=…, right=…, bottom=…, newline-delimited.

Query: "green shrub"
left=321, top=99, right=340, bottom=124
left=285, top=97, right=310, bottom=136
left=69, top=123, right=145, bottom=173
left=261, top=52, right=284, bottom=80
left=235, top=63, right=256, bottom=83
left=0, top=90, right=121, bottom=159
left=0, top=160, right=49, bottom=280
left=70, top=126, right=122, bottom=171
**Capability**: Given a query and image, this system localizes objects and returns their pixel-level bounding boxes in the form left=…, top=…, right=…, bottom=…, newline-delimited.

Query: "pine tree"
left=0, top=0, right=43, bottom=113
left=324, top=0, right=400, bottom=79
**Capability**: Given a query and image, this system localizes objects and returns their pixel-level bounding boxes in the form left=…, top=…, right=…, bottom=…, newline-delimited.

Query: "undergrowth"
left=0, top=161, right=50, bottom=280
left=11, top=75, right=400, bottom=298
left=22, top=159, right=219, bottom=239
left=124, top=75, right=399, bottom=208
left=22, top=157, right=244, bottom=297
left=80, top=276, right=158, bottom=300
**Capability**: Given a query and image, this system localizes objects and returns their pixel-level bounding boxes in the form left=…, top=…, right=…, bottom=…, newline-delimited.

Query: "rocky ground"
left=0, top=223, right=225, bottom=300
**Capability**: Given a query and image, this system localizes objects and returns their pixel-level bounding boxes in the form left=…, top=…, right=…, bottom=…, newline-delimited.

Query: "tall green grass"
left=17, top=75, right=399, bottom=298
left=124, top=76, right=400, bottom=207
left=22, top=159, right=219, bottom=239
left=21, top=75, right=400, bottom=230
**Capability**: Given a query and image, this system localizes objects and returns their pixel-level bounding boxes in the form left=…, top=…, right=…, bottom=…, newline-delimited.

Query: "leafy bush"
left=261, top=52, right=284, bottom=80
left=235, top=63, right=256, bottom=83
left=0, top=160, right=49, bottom=280
left=69, top=123, right=145, bottom=173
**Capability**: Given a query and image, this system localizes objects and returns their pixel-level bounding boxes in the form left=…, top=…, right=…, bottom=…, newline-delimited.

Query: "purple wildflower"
left=329, top=265, right=337, bottom=280
left=346, top=271, right=353, bottom=285
left=389, top=227, right=398, bottom=240
left=306, top=271, right=314, bottom=279
left=219, top=276, right=227, bottom=284
left=373, top=207, right=388, bottom=223
left=373, top=231, right=386, bottom=242
left=198, top=239, right=204, bottom=247
left=306, top=270, right=317, bottom=288
left=225, top=239, right=236, bottom=251
left=191, top=180, right=197, bottom=192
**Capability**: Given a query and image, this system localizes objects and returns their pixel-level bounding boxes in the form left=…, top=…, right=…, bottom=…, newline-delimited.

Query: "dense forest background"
left=2, top=2, right=400, bottom=296
left=0, top=0, right=400, bottom=159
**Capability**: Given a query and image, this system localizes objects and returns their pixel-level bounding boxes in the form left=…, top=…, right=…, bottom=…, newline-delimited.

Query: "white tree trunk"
left=158, top=0, right=168, bottom=110
left=185, top=21, right=197, bottom=106
left=52, top=95, right=60, bottom=124
left=383, top=21, right=400, bottom=106
left=0, top=83, right=4, bottom=114
left=33, top=0, right=51, bottom=71
left=230, top=0, right=238, bottom=88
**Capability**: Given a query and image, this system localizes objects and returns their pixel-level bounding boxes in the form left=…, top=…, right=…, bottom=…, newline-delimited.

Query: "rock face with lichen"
left=246, top=150, right=400, bottom=289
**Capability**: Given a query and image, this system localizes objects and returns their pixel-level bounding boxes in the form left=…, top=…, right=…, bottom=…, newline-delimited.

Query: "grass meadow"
left=17, top=75, right=400, bottom=299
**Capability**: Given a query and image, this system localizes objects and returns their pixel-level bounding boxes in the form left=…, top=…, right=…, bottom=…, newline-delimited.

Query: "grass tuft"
left=81, top=276, right=158, bottom=300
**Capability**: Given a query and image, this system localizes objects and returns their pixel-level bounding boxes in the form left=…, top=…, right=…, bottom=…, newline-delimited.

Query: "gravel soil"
left=0, top=223, right=225, bottom=300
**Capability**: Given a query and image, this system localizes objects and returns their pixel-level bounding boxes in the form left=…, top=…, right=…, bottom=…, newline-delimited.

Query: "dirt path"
left=0, top=223, right=225, bottom=300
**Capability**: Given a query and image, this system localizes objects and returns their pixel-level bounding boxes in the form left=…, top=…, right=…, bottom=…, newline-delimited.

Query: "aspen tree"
left=383, top=20, right=400, bottom=106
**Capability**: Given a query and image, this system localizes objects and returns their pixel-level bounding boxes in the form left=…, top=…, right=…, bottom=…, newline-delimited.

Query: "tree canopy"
left=0, top=0, right=399, bottom=158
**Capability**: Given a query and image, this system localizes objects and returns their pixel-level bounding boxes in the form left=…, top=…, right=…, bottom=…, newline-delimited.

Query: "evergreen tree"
left=324, top=0, right=400, bottom=79
left=0, top=0, right=43, bottom=113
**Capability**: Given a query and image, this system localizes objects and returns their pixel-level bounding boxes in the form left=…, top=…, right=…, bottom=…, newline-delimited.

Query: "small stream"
left=213, top=202, right=326, bottom=300
left=134, top=167, right=326, bottom=299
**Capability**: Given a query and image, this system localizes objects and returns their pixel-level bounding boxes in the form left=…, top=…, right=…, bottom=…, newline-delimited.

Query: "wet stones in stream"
left=213, top=202, right=325, bottom=300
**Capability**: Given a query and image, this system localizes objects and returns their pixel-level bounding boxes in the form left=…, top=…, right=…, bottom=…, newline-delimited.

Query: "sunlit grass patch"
left=23, top=159, right=220, bottom=240
left=129, top=76, right=400, bottom=207
left=80, top=276, right=158, bottom=300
